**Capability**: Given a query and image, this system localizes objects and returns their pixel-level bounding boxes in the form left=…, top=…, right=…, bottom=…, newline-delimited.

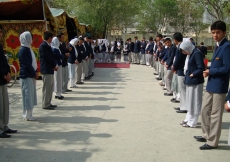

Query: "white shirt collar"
left=217, top=37, right=225, bottom=46
left=176, top=42, right=182, bottom=48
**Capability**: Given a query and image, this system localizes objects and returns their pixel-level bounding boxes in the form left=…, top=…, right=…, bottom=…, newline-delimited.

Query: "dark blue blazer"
left=134, top=40, right=141, bottom=53
left=19, top=46, right=36, bottom=79
left=0, top=44, right=10, bottom=85
left=226, top=90, right=230, bottom=101
left=60, top=42, right=68, bottom=67
left=140, top=41, right=146, bottom=54
left=115, top=47, right=122, bottom=55
left=162, top=47, right=169, bottom=62
left=84, top=41, right=93, bottom=58
left=206, top=38, right=230, bottom=93
left=129, top=42, right=134, bottom=52
left=173, top=44, right=187, bottom=76
left=99, top=44, right=106, bottom=53
left=153, top=43, right=158, bottom=54
left=147, top=42, right=154, bottom=54
left=52, top=48, right=64, bottom=66
left=166, top=45, right=177, bottom=70
left=39, top=41, right=56, bottom=74
left=159, top=46, right=166, bottom=60
left=67, top=44, right=77, bottom=64
left=184, top=49, right=205, bottom=85
left=76, top=44, right=86, bottom=63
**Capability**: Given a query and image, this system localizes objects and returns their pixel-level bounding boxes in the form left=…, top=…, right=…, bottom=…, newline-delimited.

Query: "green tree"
left=192, top=0, right=230, bottom=21
left=189, top=5, right=209, bottom=44
left=46, top=0, right=140, bottom=38
left=136, top=0, right=179, bottom=35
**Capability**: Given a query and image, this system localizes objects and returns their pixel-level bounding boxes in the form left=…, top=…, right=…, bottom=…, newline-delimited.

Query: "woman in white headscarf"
left=110, top=41, right=115, bottom=63
left=51, top=37, right=66, bottom=99
left=115, top=42, right=122, bottom=63
left=98, top=40, right=105, bottom=63
left=123, top=44, right=129, bottom=64
left=67, top=38, right=79, bottom=88
left=19, top=31, right=38, bottom=121
left=180, top=41, right=205, bottom=128
left=104, top=41, right=110, bottom=62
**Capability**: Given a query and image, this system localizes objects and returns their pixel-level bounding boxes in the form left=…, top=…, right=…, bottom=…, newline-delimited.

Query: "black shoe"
left=156, top=78, right=162, bottom=80
left=171, top=100, right=180, bottom=103
left=199, top=144, right=216, bottom=150
left=197, top=137, right=207, bottom=142
left=194, top=136, right=207, bottom=141
left=43, top=106, right=55, bottom=110
left=55, top=96, right=64, bottom=100
left=174, top=107, right=180, bottom=110
left=5, top=129, right=17, bottom=134
left=153, top=73, right=158, bottom=75
left=0, top=132, right=11, bottom=138
left=171, top=98, right=176, bottom=101
left=176, top=110, right=187, bottom=113
left=76, top=82, right=84, bottom=84
left=50, top=104, right=57, bottom=108
left=66, top=89, right=72, bottom=92
left=194, top=136, right=203, bottom=140
left=164, top=93, right=173, bottom=96
left=85, top=76, right=91, bottom=80
left=89, top=73, right=94, bottom=77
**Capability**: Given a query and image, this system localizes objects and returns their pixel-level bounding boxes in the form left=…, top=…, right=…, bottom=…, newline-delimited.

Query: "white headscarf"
left=180, top=41, right=195, bottom=75
left=51, top=37, right=60, bottom=50
left=51, top=37, right=61, bottom=54
left=20, top=31, right=37, bottom=71
left=110, top=41, right=115, bottom=52
left=69, top=38, right=79, bottom=58
left=105, top=41, right=109, bottom=52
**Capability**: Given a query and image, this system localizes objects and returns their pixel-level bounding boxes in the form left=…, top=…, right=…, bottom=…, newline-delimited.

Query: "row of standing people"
left=94, top=41, right=124, bottom=63
left=0, top=29, right=97, bottom=138
left=147, top=21, right=230, bottom=150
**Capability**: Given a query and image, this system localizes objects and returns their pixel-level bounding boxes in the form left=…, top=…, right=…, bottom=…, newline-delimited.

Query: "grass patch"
left=206, top=52, right=213, bottom=61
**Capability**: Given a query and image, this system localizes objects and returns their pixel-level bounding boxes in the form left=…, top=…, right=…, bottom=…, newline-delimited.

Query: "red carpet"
left=95, top=63, right=130, bottom=68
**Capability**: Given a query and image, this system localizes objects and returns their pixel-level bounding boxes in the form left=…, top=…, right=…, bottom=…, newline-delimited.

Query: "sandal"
left=180, top=121, right=187, bottom=125
left=182, top=124, right=194, bottom=128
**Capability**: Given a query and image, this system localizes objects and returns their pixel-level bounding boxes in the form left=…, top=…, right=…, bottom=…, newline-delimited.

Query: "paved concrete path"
left=1, top=65, right=230, bottom=162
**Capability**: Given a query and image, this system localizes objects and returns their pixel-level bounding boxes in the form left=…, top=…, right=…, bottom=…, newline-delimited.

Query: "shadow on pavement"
left=69, top=91, right=121, bottom=95
left=14, top=131, right=112, bottom=141
left=37, top=116, right=118, bottom=124
left=63, top=96, right=118, bottom=101
left=58, top=105, right=125, bottom=111
left=0, top=147, right=93, bottom=162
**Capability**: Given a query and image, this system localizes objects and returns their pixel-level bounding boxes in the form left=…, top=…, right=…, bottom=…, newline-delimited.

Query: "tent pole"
left=42, top=0, right=48, bottom=31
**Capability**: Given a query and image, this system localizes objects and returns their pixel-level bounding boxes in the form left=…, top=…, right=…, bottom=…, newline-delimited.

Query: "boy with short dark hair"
left=196, top=20, right=230, bottom=150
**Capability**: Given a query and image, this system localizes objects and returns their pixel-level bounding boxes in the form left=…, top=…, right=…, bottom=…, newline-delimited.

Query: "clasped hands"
left=203, top=69, right=209, bottom=78
left=4, top=72, right=11, bottom=83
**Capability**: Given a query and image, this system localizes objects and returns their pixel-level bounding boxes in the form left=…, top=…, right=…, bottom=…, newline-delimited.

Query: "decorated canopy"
left=0, top=0, right=55, bottom=75
left=50, top=7, right=78, bottom=42
left=0, top=0, right=45, bottom=20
